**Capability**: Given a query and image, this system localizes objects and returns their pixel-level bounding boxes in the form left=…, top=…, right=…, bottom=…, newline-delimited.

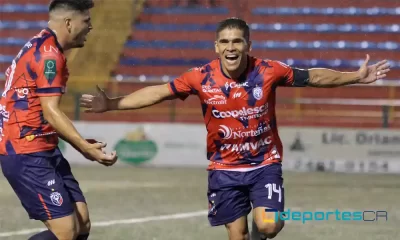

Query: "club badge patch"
left=50, top=192, right=63, bottom=206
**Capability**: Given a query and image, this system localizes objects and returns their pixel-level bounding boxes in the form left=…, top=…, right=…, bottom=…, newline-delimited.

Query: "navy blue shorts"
left=207, top=163, right=284, bottom=226
left=0, top=148, right=86, bottom=220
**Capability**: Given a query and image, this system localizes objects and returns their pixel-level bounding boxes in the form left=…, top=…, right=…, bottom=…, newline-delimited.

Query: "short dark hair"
left=216, top=17, right=250, bottom=41
left=49, top=0, right=94, bottom=12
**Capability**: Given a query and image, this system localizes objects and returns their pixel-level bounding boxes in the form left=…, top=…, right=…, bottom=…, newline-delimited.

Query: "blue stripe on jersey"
left=213, top=151, right=222, bottom=161
left=14, top=38, right=39, bottom=64
left=19, top=126, right=33, bottom=138
left=200, top=74, right=209, bottom=85
left=249, top=152, right=266, bottom=164
left=247, top=66, right=264, bottom=107
left=26, top=62, right=38, bottom=80
left=169, top=82, right=178, bottom=95
left=237, top=117, right=249, bottom=128
left=209, top=77, right=216, bottom=87
left=39, top=111, right=47, bottom=124
left=35, top=87, right=62, bottom=94
left=5, top=140, right=16, bottom=155
left=201, top=103, right=208, bottom=117
left=189, top=87, right=198, bottom=95
left=201, top=64, right=212, bottom=74
left=34, top=34, right=52, bottom=62
left=12, top=91, right=29, bottom=110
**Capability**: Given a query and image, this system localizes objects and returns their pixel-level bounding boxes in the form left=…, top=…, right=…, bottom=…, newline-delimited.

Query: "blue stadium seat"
left=112, top=74, right=179, bottom=82
left=0, top=38, right=28, bottom=46
left=142, top=7, right=229, bottom=14
left=0, top=4, right=48, bottom=13
left=118, top=57, right=400, bottom=69
left=252, top=7, right=400, bottom=16
left=125, top=40, right=213, bottom=49
left=134, top=23, right=400, bottom=33
left=0, top=21, right=397, bottom=34
left=281, top=59, right=400, bottom=68
left=249, top=23, right=400, bottom=33
left=0, top=55, right=15, bottom=63
left=0, top=21, right=47, bottom=29
left=119, top=58, right=210, bottom=66
left=134, top=23, right=216, bottom=31
left=124, top=40, right=400, bottom=51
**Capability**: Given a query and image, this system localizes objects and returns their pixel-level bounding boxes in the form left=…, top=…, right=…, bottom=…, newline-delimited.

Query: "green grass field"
left=0, top=165, right=399, bottom=240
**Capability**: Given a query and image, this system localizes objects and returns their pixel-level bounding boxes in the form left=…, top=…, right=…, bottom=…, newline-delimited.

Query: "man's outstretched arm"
left=81, top=83, right=180, bottom=113
left=306, top=55, right=390, bottom=88
left=81, top=68, right=199, bottom=113
left=108, top=84, right=177, bottom=110
left=40, top=95, right=117, bottom=166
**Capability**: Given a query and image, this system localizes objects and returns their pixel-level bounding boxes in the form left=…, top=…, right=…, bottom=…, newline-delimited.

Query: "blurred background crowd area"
left=0, top=0, right=399, bottom=128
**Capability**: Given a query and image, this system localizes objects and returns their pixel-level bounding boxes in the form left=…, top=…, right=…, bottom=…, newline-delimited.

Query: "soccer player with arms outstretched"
left=80, top=18, right=390, bottom=240
left=0, top=1, right=117, bottom=240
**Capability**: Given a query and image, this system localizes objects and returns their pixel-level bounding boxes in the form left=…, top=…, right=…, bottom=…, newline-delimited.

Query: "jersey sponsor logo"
left=212, top=103, right=268, bottom=120
left=47, top=179, right=55, bottom=187
left=44, top=45, right=59, bottom=53
left=16, top=88, right=29, bottom=98
left=202, top=85, right=222, bottom=93
left=220, top=136, right=272, bottom=152
left=44, top=59, right=57, bottom=81
left=204, top=95, right=226, bottom=105
left=276, top=61, right=290, bottom=68
left=219, top=124, right=271, bottom=140
left=225, top=81, right=249, bottom=90
left=233, top=92, right=242, bottom=98
left=253, top=86, right=263, bottom=100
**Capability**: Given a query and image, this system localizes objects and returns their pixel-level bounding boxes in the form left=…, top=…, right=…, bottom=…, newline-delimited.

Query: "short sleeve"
left=272, top=61, right=310, bottom=87
left=34, top=51, right=67, bottom=96
left=168, top=68, right=199, bottom=100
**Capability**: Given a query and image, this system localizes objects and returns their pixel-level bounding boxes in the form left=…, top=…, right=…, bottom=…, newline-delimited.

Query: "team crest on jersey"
left=50, top=192, right=63, bottom=206
left=252, top=86, right=263, bottom=100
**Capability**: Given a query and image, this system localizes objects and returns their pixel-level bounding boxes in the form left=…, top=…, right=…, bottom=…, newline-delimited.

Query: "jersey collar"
left=45, top=27, right=64, bottom=54
left=219, top=56, right=252, bottom=82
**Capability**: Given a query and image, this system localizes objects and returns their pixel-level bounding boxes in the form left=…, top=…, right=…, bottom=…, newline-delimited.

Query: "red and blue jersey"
left=168, top=56, right=308, bottom=170
left=0, top=28, right=68, bottom=155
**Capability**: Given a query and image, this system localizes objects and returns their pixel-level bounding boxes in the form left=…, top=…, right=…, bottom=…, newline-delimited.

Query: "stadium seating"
left=252, top=7, right=400, bottom=16
left=107, top=0, right=400, bottom=127
left=1, top=1, right=399, bottom=80
left=0, top=2, right=49, bottom=79
left=113, top=0, right=400, bottom=81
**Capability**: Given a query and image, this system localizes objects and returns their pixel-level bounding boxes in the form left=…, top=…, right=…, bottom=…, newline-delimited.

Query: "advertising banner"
left=62, top=122, right=400, bottom=174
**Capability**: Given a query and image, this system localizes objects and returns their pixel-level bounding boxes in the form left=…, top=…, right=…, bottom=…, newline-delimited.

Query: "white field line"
left=0, top=210, right=208, bottom=238
left=1, top=207, right=397, bottom=238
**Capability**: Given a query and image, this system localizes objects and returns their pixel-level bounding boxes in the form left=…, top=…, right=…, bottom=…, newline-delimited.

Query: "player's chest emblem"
left=252, top=86, right=263, bottom=100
